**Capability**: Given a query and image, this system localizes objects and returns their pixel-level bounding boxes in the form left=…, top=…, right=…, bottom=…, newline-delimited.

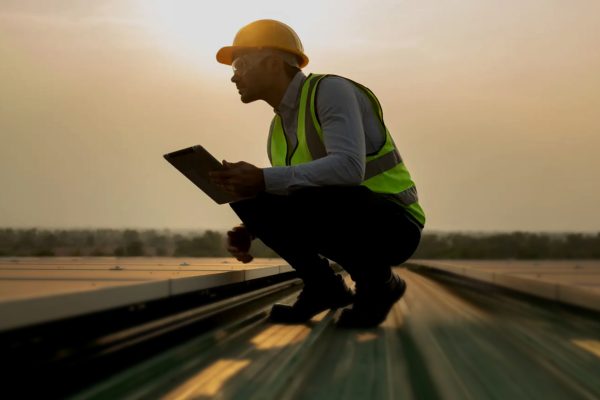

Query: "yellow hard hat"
left=216, top=19, right=309, bottom=68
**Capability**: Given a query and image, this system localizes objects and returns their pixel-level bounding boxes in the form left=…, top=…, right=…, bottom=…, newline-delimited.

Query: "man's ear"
left=264, top=55, right=283, bottom=73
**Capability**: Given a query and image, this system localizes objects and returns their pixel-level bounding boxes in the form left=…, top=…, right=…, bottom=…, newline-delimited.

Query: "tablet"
left=163, top=145, right=239, bottom=204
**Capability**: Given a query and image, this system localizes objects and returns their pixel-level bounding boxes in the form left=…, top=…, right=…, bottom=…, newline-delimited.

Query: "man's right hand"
left=226, top=224, right=254, bottom=263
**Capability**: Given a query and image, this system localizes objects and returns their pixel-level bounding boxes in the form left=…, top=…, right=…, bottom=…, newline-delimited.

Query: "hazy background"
left=1, top=0, right=599, bottom=232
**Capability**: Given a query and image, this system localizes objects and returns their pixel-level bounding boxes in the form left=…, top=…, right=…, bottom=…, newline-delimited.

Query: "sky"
left=1, top=0, right=599, bottom=232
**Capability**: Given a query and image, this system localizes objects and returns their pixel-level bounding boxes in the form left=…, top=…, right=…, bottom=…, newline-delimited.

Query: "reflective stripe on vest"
left=267, top=73, right=426, bottom=227
left=268, top=74, right=327, bottom=166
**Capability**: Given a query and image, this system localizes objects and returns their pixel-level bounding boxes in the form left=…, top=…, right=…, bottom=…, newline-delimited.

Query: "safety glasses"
left=231, top=52, right=272, bottom=75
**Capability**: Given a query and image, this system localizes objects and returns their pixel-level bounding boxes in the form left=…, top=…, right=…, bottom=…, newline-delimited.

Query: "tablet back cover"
left=164, top=145, right=239, bottom=204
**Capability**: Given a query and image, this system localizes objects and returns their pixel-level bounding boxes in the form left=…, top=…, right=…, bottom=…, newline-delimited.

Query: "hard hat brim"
left=215, top=46, right=238, bottom=66
left=216, top=46, right=309, bottom=68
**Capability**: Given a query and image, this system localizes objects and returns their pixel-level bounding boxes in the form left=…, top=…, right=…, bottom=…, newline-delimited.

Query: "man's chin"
left=240, top=94, right=257, bottom=104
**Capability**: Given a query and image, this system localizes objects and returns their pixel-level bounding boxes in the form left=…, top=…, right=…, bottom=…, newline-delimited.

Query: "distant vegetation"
left=0, top=228, right=599, bottom=259
left=411, top=231, right=600, bottom=259
left=0, top=228, right=277, bottom=258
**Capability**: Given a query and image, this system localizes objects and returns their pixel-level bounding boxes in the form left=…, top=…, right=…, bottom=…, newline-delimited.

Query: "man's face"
left=230, top=50, right=272, bottom=103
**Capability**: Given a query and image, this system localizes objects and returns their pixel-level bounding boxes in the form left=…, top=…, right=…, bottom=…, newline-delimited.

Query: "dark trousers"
left=230, top=186, right=421, bottom=285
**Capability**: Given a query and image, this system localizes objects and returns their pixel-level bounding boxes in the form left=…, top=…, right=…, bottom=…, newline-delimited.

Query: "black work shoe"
left=269, top=274, right=355, bottom=323
left=336, top=272, right=406, bottom=328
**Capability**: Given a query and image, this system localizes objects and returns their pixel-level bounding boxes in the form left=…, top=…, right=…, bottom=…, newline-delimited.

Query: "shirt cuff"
left=263, top=166, right=292, bottom=195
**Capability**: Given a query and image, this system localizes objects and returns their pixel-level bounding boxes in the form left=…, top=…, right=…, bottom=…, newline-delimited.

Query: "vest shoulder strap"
left=307, top=74, right=387, bottom=154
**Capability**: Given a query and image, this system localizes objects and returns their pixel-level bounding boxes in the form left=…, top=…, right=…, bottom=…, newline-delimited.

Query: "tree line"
left=0, top=228, right=277, bottom=258
left=0, top=228, right=599, bottom=259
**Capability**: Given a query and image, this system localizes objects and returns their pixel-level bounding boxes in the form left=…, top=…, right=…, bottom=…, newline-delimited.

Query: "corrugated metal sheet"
left=72, top=267, right=600, bottom=400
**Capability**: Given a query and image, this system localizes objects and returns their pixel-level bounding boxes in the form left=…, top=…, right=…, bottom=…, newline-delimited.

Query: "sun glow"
left=133, top=0, right=351, bottom=74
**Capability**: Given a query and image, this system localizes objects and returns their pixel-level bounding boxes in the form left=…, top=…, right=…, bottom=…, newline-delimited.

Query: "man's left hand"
left=209, top=160, right=265, bottom=197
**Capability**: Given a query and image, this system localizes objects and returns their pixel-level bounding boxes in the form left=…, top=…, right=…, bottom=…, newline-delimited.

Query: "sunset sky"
left=1, top=0, right=599, bottom=232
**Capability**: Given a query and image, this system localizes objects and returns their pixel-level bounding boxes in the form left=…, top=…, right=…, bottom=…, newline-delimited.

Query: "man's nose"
left=231, top=72, right=240, bottom=83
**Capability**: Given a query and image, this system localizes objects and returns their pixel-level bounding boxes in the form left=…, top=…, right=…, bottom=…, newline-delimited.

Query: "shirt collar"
left=274, top=70, right=307, bottom=114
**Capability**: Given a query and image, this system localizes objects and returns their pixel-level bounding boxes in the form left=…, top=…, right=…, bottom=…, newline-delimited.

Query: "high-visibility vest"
left=267, top=73, right=426, bottom=227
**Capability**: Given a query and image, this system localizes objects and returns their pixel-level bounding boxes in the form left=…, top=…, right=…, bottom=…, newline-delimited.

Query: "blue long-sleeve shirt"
left=263, top=71, right=390, bottom=195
